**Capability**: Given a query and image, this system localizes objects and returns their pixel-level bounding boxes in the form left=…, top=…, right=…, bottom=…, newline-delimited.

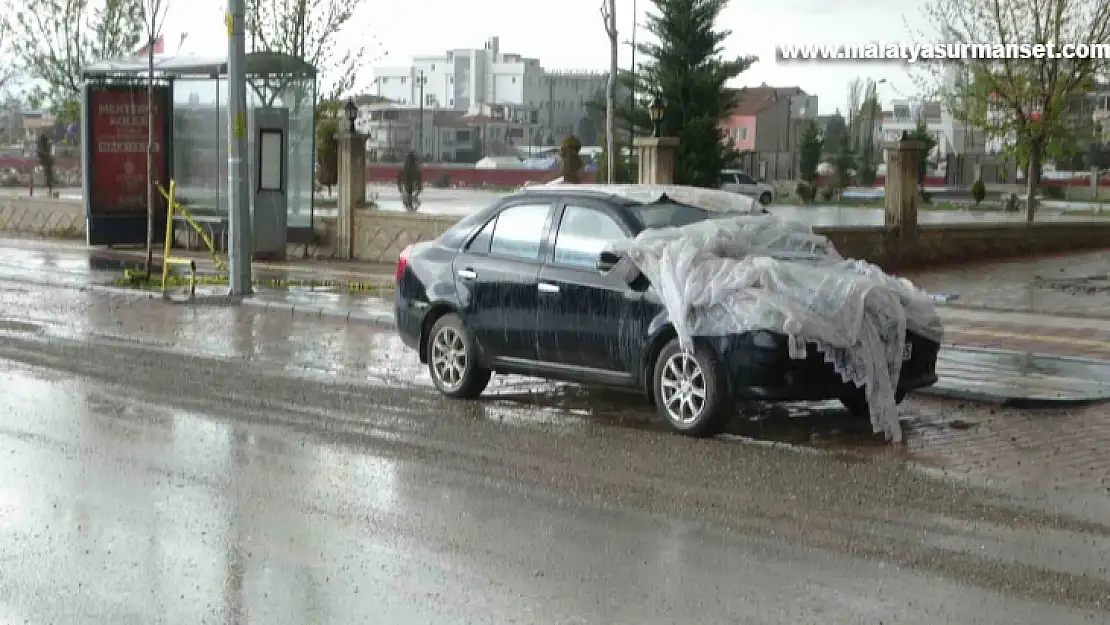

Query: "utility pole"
left=227, top=0, right=251, bottom=295
left=417, top=70, right=425, bottom=158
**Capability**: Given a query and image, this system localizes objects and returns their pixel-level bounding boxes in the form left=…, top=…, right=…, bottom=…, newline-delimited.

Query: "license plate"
left=902, top=343, right=913, bottom=361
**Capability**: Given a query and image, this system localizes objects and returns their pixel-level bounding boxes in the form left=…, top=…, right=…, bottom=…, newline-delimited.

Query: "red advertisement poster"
left=88, top=86, right=170, bottom=214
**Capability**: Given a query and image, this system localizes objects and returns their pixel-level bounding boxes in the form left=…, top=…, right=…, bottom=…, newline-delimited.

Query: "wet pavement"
left=8, top=185, right=1110, bottom=225
left=3, top=235, right=1110, bottom=407
left=2, top=282, right=1110, bottom=622
left=901, top=249, right=1110, bottom=318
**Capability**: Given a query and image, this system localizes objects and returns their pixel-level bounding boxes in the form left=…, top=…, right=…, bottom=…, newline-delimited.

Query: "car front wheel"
left=427, top=313, right=492, bottom=399
left=652, top=339, right=731, bottom=437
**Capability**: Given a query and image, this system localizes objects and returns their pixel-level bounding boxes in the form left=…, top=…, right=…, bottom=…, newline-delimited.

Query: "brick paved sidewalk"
left=902, top=248, right=1110, bottom=318
left=938, top=308, right=1110, bottom=361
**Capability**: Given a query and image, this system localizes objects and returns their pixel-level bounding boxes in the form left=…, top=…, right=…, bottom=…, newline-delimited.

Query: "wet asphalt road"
left=1, top=282, right=1109, bottom=623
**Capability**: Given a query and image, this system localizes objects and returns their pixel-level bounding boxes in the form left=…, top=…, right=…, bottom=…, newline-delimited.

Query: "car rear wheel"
left=759, top=191, right=773, bottom=205
left=652, top=339, right=731, bottom=437
left=427, top=314, right=491, bottom=399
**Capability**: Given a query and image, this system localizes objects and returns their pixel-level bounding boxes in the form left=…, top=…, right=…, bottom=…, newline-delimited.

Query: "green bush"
left=920, top=190, right=932, bottom=203
left=820, top=185, right=836, bottom=201
left=431, top=173, right=450, bottom=188
left=970, top=179, right=986, bottom=205
left=560, top=135, right=583, bottom=183
left=316, top=117, right=339, bottom=191
left=1004, top=193, right=1020, bottom=212
left=794, top=181, right=814, bottom=203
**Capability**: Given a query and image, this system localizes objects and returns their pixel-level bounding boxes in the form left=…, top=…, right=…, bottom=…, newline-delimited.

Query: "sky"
left=161, top=0, right=936, bottom=115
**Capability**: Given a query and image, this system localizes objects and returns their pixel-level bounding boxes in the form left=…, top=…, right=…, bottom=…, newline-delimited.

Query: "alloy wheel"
left=431, top=327, right=467, bottom=390
left=659, top=351, right=706, bottom=424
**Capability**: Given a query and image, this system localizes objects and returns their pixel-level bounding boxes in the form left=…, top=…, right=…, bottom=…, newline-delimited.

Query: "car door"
left=718, top=172, right=740, bottom=193
left=453, top=200, right=554, bottom=363
left=535, top=199, right=645, bottom=376
left=735, top=172, right=761, bottom=196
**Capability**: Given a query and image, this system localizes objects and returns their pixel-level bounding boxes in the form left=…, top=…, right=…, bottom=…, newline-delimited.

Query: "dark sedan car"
left=394, top=186, right=939, bottom=436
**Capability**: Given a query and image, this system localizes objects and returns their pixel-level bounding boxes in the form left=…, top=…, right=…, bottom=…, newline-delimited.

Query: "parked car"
left=394, top=186, right=940, bottom=436
left=719, top=169, right=776, bottom=205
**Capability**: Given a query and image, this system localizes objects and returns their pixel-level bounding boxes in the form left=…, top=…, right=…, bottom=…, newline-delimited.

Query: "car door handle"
left=537, top=282, right=560, bottom=294
left=457, top=268, right=477, bottom=280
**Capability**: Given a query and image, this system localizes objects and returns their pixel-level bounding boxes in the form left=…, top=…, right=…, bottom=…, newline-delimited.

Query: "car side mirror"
left=597, top=250, right=621, bottom=273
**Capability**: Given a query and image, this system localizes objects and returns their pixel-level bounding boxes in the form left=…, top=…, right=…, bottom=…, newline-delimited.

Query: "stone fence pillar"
left=633, top=136, right=680, bottom=185
left=336, top=130, right=367, bottom=260
left=884, top=137, right=922, bottom=258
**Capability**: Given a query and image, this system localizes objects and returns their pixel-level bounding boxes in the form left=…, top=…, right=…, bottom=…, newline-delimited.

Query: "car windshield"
left=631, top=200, right=714, bottom=230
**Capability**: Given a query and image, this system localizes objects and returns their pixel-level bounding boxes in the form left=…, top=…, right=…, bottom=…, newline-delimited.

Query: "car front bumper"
left=703, top=332, right=939, bottom=402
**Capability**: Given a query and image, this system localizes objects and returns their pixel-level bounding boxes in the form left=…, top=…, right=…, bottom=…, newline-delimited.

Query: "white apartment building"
left=371, top=37, right=607, bottom=145
left=879, top=100, right=949, bottom=158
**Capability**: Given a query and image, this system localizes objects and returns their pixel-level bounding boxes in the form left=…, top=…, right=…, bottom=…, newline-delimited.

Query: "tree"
left=834, top=131, right=856, bottom=191
left=614, top=0, right=756, bottom=188
left=600, top=0, right=617, bottom=183
left=36, top=133, right=55, bottom=195
left=397, top=152, right=421, bottom=211
left=316, top=116, right=339, bottom=194
left=0, top=19, right=17, bottom=94
left=140, top=0, right=169, bottom=279
left=857, top=79, right=881, bottom=184
left=822, top=113, right=847, bottom=157
left=560, top=135, right=583, bottom=182
left=798, top=120, right=822, bottom=184
left=245, top=0, right=371, bottom=105
left=919, top=0, right=1110, bottom=221
left=599, top=143, right=636, bottom=183
left=846, top=78, right=864, bottom=152
left=5, top=0, right=145, bottom=120
left=907, top=117, right=937, bottom=184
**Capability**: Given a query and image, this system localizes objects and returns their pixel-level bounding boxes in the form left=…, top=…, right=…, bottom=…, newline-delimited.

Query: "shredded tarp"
left=538, top=183, right=768, bottom=214
left=608, top=213, right=944, bottom=443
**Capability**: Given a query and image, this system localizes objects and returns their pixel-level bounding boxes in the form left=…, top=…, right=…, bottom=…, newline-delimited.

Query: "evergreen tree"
left=834, top=132, right=855, bottom=190
left=798, top=121, right=822, bottom=184
left=614, top=0, right=755, bottom=188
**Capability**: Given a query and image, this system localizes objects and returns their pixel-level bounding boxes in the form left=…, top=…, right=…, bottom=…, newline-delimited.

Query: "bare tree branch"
left=3, top=0, right=144, bottom=119
left=244, top=0, right=373, bottom=108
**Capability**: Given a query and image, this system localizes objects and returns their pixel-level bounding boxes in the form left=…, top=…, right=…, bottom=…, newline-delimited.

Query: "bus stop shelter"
left=80, top=52, right=318, bottom=247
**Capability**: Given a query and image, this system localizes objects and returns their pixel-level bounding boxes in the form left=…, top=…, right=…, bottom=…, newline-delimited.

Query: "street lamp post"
left=648, top=96, right=665, bottom=137
left=344, top=99, right=358, bottom=133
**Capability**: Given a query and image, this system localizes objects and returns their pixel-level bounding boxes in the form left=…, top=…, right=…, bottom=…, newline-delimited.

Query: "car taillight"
left=396, top=244, right=413, bottom=282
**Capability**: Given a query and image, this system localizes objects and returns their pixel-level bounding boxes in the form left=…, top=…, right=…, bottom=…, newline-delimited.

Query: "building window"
left=449, top=76, right=454, bottom=84
left=381, top=77, right=389, bottom=84
left=512, top=77, right=517, bottom=83
left=401, top=77, right=407, bottom=84
left=431, top=64, right=435, bottom=71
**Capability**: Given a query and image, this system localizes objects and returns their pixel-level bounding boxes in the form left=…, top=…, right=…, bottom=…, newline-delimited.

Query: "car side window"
left=718, top=173, right=737, bottom=186
left=736, top=173, right=755, bottom=184
left=465, top=216, right=497, bottom=254
left=553, top=205, right=627, bottom=269
left=488, top=203, right=550, bottom=261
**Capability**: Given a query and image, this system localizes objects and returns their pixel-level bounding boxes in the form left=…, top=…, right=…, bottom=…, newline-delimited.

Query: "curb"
left=913, top=386, right=1107, bottom=407
left=8, top=275, right=402, bottom=327
left=239, top=297, right=397, bottom=326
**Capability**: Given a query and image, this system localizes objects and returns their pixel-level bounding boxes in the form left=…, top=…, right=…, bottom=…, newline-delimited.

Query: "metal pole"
left=227, top=0, right=251, bottom=295
left=418, top=71, right=424, bottom=158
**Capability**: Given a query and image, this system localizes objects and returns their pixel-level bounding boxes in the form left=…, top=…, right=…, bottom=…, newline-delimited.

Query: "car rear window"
left=632, top=201, right=713, bottom=229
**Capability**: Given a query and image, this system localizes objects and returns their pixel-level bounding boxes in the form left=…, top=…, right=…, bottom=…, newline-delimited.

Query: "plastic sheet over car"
left=538, top=183, right=767, bottom=214
left=607, top=212, right=944, bottom=443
